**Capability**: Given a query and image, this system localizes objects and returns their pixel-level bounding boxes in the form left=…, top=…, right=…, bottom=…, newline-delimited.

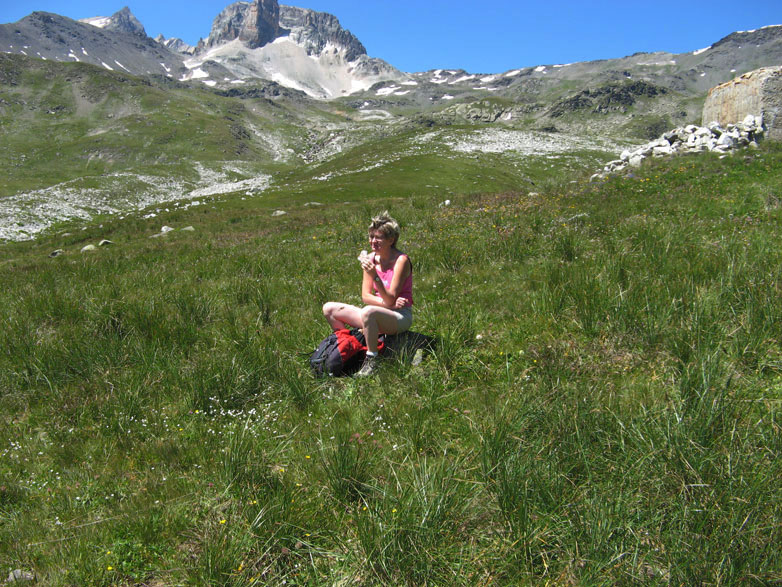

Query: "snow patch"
left=101, top=62, right=114, bottom=71
left=376, top=86, right=400, bottom=96
left=81, top=16, right=111, bottom=28
left=693, top=46, right=711, bottom=56
left=736, top=24, right=782, bottom=34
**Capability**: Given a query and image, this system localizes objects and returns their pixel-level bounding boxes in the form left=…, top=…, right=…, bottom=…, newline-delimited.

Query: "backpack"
left=310, top=328, right=384, bottom=377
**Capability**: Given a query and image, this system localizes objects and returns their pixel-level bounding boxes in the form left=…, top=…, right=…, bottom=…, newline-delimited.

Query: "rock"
left=629, top=154, right=644, bottom=167
left=80, top=244, right=97, bottom=252
left=49, top=249, right=64, bottom=257
left=160, top=226, right=175, bottom=234
left=98, top=239, right=114, bottom=246
left=181, top=226, right=195, bottom=232
left=102, top=7, right=147, bottom=36
left=7, top=569, right=35, bottom=583
left=272, top=210, right=287, bottom=217
left=717, top=133, right=736, bottom=148
left=703, top=66, right=782, bottom=141
left=207, top=0, right=281, bottom=49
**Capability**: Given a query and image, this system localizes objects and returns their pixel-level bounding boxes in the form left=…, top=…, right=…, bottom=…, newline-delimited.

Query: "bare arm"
left=361, top=254, right=411, bottom=308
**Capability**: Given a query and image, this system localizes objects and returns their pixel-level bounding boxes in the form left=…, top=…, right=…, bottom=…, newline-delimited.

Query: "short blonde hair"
left=369, top=211, right=400, bottom=247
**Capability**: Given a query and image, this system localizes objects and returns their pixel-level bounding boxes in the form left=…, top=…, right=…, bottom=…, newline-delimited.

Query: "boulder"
left=702, top=66, right=782, bottom=141
left=6, top=569, right=35, bottom=583
left=80, top=244, right=97, bottom=252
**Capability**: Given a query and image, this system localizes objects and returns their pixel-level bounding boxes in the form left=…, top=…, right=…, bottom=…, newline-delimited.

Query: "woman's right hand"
left=394, top=297, right=409, bottom=309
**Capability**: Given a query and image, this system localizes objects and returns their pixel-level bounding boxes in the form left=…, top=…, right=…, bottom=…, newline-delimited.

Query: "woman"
left=322, top=211, right=413, bottom=376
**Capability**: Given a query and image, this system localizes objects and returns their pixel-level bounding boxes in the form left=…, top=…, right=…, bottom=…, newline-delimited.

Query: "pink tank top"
left=373, top=254, right=413, bottom=307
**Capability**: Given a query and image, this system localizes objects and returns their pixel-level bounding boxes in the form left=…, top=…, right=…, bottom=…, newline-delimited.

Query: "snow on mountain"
left=79, top=16, right=112, bottom=29
left=184, top=36, right=402, bottom=98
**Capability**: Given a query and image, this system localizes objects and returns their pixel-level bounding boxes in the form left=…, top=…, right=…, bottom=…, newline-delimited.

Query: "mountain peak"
left=80, top=6, right=147, bottom=37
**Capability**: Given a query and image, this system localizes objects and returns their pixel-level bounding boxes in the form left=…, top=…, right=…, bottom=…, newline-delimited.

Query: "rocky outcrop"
left=702, top=66, right=782, bottom=141
left=155, top=35, right=196, bottom=55
left=205, top=0, right=365, bottom=60
left=593, top=115, right=765, bottom=179
left=103, top=7, right=147, bottom=37
left=437, top=100, right=540, bottom=124
left=206, top=0, right=281, bottom=49
left=279, top=5, right=366, bottom=61
left=548, top=81, right=668, bottom=118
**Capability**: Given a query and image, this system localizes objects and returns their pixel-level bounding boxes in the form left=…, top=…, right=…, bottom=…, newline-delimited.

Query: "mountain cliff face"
left=279, top=5, right=366, bottom=62
left=206, top=0, right=281, bottom=49
left=205, top=1, right=367, bottom=60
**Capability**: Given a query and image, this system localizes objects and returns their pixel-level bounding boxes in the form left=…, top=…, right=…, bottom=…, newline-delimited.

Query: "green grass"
left=1, top=144, right=781, bottom=585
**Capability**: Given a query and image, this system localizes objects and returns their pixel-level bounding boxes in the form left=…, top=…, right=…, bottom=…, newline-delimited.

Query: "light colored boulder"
left=703, top=66, right=782, bottom=141
left=80, top=244, right=97, bottom=252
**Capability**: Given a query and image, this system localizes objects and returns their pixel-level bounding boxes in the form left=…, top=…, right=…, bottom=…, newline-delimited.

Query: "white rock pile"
left=593, top=114, right=766, bottom=180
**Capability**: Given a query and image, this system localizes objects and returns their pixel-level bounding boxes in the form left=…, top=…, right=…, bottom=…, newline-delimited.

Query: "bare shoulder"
left=394, top=251, right=412, bottom=272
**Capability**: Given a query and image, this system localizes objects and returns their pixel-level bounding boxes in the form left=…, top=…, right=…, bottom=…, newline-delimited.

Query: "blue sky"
left=1, top=0, right=780, bottom=73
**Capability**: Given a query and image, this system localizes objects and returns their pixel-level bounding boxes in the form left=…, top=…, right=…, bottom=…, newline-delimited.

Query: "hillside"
left=0, top=52, right=625, bottom=241
left=1, top=141, right=781, bottom=584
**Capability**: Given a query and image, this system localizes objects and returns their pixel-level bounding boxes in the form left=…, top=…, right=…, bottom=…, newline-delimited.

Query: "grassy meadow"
left=1, top=143, right=781, bottom=585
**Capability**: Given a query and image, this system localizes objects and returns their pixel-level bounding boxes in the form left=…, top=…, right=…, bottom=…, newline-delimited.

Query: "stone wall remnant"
left=592, top=116, right=764, bottom=180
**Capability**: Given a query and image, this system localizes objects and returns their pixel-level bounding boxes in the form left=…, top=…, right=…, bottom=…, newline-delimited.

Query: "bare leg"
left=322, top=302, right=364, bottom=331
left=361, top=306, right=401, bottom=353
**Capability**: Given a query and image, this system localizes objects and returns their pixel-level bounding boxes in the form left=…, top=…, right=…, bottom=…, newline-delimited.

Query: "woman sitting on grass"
left=322, top=211, right=413, bottom=376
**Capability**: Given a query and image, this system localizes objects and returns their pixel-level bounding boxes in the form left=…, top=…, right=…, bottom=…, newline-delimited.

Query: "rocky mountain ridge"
left=2, top=3, right=781, bottom=104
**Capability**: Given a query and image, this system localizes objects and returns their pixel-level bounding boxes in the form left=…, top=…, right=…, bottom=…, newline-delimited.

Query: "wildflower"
left=220, top=519, right=227, bottom=524
left=107, top=566, right=113, bottom=571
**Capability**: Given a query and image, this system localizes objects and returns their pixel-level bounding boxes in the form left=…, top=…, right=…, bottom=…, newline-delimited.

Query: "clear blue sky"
left=1, top=0, right=780, bottom=73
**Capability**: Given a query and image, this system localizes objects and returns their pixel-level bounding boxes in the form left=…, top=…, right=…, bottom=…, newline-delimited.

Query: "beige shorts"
left=392, top=306, right=413, bottom=333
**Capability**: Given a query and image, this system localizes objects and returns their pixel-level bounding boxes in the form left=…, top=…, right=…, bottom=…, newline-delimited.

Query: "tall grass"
left=1, top=145, right=781, bottom=584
